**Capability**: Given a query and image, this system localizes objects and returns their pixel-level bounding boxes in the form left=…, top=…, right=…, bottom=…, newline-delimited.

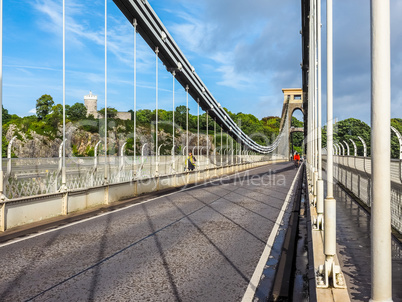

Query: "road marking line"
left=241, top=164, right=302, bottom=302
left=0, top=162, right=288, bottom=248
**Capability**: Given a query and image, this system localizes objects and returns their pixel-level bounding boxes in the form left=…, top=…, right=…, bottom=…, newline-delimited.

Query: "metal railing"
left=2, top=152, right=286, bottom=199
left=323, top=155, right=402, bottom=234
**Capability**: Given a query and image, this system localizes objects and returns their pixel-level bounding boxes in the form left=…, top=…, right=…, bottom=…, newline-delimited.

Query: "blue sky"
left=2, top=0, right=401, bottom=125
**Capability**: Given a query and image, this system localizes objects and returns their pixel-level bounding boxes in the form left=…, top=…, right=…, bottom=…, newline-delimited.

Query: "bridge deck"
left=0, top=162, right=298, bottom=301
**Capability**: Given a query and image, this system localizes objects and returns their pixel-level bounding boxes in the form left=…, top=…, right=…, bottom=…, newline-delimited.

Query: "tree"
left=98, top=107, right=118, bottom=119
left=2, top=106, right=11, bottom=123
left=175, top=105, right=187, bottom=129
left=67, top=102, right=87, bottom=121
left=45, top=104, right=63, bottom=130
left=322, top=118, right=371, bottom=156
left=36, top=94, right=54, bottom=120
left=136, top=109, right=152, bottom=124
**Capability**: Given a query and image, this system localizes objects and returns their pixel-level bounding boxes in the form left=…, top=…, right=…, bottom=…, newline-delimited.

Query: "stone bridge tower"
left=279, top=88, right=304, bottom=130
left=279, top=88, right=304, bottom=156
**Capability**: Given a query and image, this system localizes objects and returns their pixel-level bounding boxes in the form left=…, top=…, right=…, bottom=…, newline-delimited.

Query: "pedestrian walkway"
left=334, top=183, right=402, bottom=302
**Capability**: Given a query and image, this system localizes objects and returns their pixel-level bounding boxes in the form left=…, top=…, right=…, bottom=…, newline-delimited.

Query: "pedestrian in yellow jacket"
left=186, top=152, right=197, bottom=171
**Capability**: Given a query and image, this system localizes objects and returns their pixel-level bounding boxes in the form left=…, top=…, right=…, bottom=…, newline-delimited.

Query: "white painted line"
left=241, top=164, right=302, bottom=302
left=0, top=162, right=285, bottom=248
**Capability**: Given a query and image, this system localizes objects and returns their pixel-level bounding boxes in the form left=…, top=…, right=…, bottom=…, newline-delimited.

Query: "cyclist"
left=293, top=152, right=300, bottom=167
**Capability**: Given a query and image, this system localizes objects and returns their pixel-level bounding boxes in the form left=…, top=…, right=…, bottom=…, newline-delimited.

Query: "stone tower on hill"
left=84, top=91, right=99, bottom=118
left=83, top=91, right=131, bottom=120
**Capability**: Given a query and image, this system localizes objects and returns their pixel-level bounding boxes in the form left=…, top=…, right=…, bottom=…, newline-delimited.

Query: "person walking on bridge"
left=186, top=151, right=197, bottom=171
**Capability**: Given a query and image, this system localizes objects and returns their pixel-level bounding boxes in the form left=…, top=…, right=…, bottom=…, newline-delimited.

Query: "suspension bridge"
left=0, top=0, right=401, bottom=301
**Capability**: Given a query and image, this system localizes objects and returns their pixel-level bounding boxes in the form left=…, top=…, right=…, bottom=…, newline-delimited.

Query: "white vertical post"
left=185, top=85, right=189, bottom=158
left=206, top=111, right=209, bottom=169
left=321, top=0, right=338, bottom=288
left=226, top=133, right=228, bottom=166
left=0, top=0, right=3, bottom=198
left=62, top=0, right=66, bottom=189
left=308, top=0, right=315, bottom=176
left=370, top=0, right=392, bottom=300
left=197, top=100, right=199, bottom=158
left=231, top=136, right=234, bottom=166
left=104, top=0, right=108, bottom=183
left=214, top=118, right=216, bottom=165
left=172, top=71, right=175, bottom=169
left=316, top=0, right=324, bottom=227
left=133, top=19, right=137, bottom=176
left=155, top=47, right=159, bottom=176
left=172, top=72, right=175, bottom=137
left=220, top=126, right=223, bottom=166
left=313, top=0, right=318, bottom=175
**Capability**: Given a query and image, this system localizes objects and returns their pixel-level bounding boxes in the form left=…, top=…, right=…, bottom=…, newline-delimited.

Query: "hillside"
left=1, top=96, right=282, bottom=158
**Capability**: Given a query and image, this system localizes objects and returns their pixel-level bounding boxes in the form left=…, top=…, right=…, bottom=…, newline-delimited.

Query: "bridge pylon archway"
left=279, top=88, right=304, bottom=157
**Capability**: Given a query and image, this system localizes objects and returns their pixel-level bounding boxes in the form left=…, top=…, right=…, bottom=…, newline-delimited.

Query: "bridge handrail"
left=324, top=155, right=402, bottom=235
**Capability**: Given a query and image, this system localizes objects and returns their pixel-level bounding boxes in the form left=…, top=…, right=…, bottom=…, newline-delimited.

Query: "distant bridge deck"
left=290, top=127, right=304, bottom=133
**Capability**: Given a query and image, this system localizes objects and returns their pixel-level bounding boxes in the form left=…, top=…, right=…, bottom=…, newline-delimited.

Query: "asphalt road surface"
left=0, top=162, right=298, bottom=302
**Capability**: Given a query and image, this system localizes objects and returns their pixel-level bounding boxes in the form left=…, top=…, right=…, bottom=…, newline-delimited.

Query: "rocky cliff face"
left=5, top=124, right=213, bottom=158
left=6, top=124, right=63, bottom=158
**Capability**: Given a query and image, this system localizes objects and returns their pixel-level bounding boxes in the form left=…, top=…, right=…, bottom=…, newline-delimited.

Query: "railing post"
left=343, top=140, right=350, bottom=157
left=349, top=139, right=357, bottom=170
left=119, top=142, right=127, bottom=181
left=93, top=140, right=101, bottom=187
left=57, top=139, right=67, bottom=191
left=138, top=143, right=148, bottom=178
left=390, top=126, right=402, bottom=182
left=206, top=109, right=210, bottom=177
left=358, top=136, right=368, bottom=183
left=171, top=145, right=176, bottom=174
left=6, top=136, right=16, bottom=177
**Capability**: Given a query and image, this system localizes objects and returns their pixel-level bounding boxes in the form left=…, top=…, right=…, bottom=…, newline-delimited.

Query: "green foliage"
left=175, top=105, right=187, bottom=129
left=98, top=107, right=118, bottom=119
left=77, top=115, right=98, bottom=133
left=4, top=97, right=401, bottom=159
left=86, top=145, right=95, bottom=157
left=136, top=109, right=152, bottom=125
left=36, top=94, right=54, bottom=120
left=45, top=104, right=63, bottom=134
left=291, top=116, right=303, bottom=127
left=2, top=106, right=11, bottom=123
left=290, top=116, right=304, bottom=153
left=328, top=118, right=371, bottom=156
left=67, top=102, right=87, bottom=121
